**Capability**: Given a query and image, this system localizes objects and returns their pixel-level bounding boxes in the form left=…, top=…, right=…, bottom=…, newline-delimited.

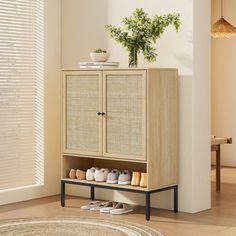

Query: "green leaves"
left=105, top=8, right=181, bottom=62
left=93, top=49, right=107, bottom=53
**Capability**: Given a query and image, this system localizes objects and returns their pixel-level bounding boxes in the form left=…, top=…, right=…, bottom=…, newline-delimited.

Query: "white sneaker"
left=94, top=168, right=109, bottom=182
left=107, top=169, right=120, bottom=184
left=86, top=167, right=98, bottom=181
left=118, top=170, right=131, bottom=185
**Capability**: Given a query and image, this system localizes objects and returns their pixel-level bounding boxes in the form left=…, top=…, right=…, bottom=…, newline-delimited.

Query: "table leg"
left=216, top=144, right=221, bottom=191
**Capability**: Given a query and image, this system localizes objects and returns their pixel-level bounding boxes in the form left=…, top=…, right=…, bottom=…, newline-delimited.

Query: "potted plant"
left=106, top=8, right=181, bottom=67
left=90, top=49, right=110, bottom=62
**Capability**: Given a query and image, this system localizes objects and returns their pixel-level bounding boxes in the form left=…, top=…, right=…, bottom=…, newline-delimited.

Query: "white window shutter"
left=0, top=0, right=44, bottom=190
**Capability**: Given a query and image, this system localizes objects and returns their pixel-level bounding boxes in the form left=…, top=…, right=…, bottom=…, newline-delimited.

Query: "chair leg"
left=216, top=145, right=221, bottom=191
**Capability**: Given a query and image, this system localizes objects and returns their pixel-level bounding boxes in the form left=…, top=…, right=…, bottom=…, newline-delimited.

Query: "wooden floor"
left=0, top=167, right=236, bottom=236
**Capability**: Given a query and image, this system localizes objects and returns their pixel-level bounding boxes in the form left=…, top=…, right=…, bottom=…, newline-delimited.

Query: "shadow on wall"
left=174, top=30, right=193, bottom=72
left=175, top=53, right=193, bottom=71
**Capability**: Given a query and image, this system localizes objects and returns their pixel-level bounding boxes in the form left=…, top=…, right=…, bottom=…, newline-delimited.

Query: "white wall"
left=211, top=0, right=236, bottom=167
left=62, top=0, right=108, bottom=69
left=62, top=0, right=211, bottom=213
left=0, top=0, right=61, bottom=205
left=192, top=0, right=211, bottom=212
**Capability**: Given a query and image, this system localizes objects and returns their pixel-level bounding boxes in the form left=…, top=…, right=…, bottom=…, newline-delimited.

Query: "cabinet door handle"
left=97, top=112, right=105, bottom=116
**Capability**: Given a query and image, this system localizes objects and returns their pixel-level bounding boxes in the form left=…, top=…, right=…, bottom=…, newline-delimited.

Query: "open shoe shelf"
left=61, top=178, right=148, bottom=192
left=62, top=177, right=177, bottom=192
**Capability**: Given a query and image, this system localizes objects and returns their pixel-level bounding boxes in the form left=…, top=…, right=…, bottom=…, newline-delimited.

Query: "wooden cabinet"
left=62, top=68, right=178, bottom=190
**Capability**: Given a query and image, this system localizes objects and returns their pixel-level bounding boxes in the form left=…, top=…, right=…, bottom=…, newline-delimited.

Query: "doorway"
left=211, top=0, right=236, bottom=200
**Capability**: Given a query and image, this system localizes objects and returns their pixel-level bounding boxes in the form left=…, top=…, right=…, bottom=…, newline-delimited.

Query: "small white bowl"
left=90, top=52, right=110, bottom=62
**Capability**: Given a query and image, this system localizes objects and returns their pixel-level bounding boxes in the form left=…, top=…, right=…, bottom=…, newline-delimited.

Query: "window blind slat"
left=0, top=0, right=44, bottom=191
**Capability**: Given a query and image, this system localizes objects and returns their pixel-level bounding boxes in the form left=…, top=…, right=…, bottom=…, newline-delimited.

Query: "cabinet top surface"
left=62, top=67, right=178, bottom=72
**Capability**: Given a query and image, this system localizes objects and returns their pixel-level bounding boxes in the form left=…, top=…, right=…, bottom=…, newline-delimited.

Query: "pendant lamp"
left=212, top=0, right=236, bottom=38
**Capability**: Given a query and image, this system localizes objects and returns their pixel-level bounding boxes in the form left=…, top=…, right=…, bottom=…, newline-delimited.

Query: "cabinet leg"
left=90, top=186, right=95, bottom=200
left=146, top=192, right=150, bottom=221
left=174, top=186, right=178, bottom=213
left=61, top=181, right=65, bottom=207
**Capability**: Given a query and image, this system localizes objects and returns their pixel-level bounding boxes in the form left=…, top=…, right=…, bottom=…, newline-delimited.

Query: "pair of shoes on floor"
left=105, top=202, right=133, bottom=215
left=69, top=169, right=86, bottom=180
left=86, top=168, right=131, bottom=185
left=131, top=171, right=148, bottom=187
left=81, top=201, right=133, bottom=215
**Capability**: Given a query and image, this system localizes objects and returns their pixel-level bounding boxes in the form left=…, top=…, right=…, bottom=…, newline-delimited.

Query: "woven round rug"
left=0, top=217, right=163, bottom=236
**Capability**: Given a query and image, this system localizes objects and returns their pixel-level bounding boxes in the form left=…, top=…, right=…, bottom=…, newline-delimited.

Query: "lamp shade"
left=212, top=17, right=236, bottom=38
left=212, top=0, right=236, bottom=38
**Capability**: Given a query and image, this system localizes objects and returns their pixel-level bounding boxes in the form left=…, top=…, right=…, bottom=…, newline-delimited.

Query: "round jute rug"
left=0, top=217, right=163, bottom=236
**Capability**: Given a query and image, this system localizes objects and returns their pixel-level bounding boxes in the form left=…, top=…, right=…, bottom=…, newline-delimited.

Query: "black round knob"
left=97, top=112, right=105, bottom=116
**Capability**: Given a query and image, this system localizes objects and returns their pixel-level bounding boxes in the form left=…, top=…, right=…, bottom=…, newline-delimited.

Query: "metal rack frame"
left=61, top=179, right=178, bottom=221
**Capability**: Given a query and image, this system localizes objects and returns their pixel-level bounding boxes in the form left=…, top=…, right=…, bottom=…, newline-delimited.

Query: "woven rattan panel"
left=66, top=75, right=100, bottom=152
left=105, top=74, right=144, bottom=156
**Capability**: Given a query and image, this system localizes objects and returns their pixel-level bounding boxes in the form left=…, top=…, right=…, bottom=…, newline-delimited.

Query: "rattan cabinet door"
left=103, top=71, right=146, bottom=161
left=64, top=72, right=102, bottom=156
